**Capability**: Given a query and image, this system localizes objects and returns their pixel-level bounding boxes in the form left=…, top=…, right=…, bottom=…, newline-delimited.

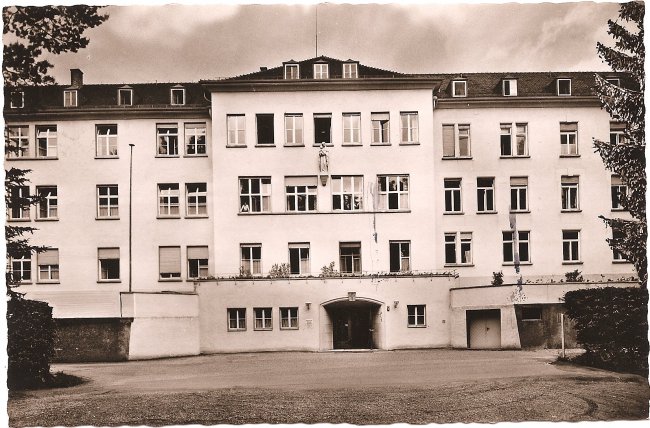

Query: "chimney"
left=70, top=69, right=83, bottom=87
left=260, top=67, right=268, bottom=71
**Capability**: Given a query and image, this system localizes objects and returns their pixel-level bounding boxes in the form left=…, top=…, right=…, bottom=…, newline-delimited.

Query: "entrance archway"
left=323, top=298, right=382, bottom=350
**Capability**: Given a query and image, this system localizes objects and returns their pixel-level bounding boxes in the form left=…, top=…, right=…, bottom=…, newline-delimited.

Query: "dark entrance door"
left=331, top=305, right=373, bottom=349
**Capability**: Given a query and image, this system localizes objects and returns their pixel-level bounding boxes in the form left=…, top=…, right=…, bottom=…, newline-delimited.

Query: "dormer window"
left=170, top=87, right=185, bottom=105
left=343, top=63, right=358, bottom=79
left=118, top=88, right=133, bottom=106
left=284, top=64, right=299, bottom=80
left=557, top=78, right=571, bottom=96
left=606, top=77, right=620, bottom=87
left=10, top=91, right=24, bottom=109
left=502, top=79, right=518, bottom=96
left=313, top=63, right=329, bottom=79
left=452, top=80, right=467, bottom=97
left=63, top=90, right=78, bottom=107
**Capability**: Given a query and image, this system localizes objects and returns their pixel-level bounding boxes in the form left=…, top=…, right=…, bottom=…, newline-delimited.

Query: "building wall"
left=53, top=318, right=131, bottom=362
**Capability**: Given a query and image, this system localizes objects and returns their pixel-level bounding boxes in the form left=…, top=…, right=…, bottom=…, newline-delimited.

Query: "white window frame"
left=510, top=177, right=529, bottom=212
left=37, top=249, right=59, bottom=283
left=452, top=80, right=467, bottom=97
left=280, top=307, right=299, bottom=330
left=240, top=244, right=262, bottom=276
left=407, top=304, right=426, bottom=327
left=444, top=232, right=472, bottom=265
left=187, top=246, right=209, bottom=279
left=227, top=114, right=246, bottom=146
left=611, top=175, right=628, bottom=211
left=158, top=183, right=180, bottom=217
left=339, top=242, right=362, bottom=274
left=371, top=112, right=390, bottom=145
left=444, top=178, right=462, bottom=213
left=239, top=177, right=271, bottom=213
left=98, top=248, right=120, bottom=281
left=442, top=124, right=471, bottom=158
left=157, top=124, right=179, bottom=156
left=254, top=307, right=273, bottom=331
left=286, top=180, right=317, bottom=212
left=609, top=122, right=627, bottom=145
left=562, top=230, right=581, bottom=262
left=611, top=228, right=628, bottom=262
left=228, top=308, right=247, bottom=331
left=400, top=112, right=419, bottom=144
left=63, top=90, right=78, bottom=107
left=332, top=176, right=363, bottom=211
left=560, top=123, right=579, bottom=156
left=10, top=91, right=24, bottom=109
left=313, top=63, right=329, bottom=79
left=186, top=183, right=207, bottom=217
left=378, top=175, right=409, bottom=210
left=10, top=256, right=32, bottom=283
left=561, top=176, right=580, bottom=211
left=284, top=114, right=304, bottom=146
left=6, top=125, right=30, bottom=158
left=288, top=243, right=310, bottom=275
left=97, top=185, right=119, bottom=218
left=503, top=231, right=531, bottom=264
left=118, top=88, right=133, bottom=106
left=96, top=124, right=118, bottom=157
left=342, top=113, right=361, bottom=145
left=476, top=177, right=495, bottom=213
left=500, top=123, right=528, bottom=157
left=36, top=186, right=58, bottom=220
left=557, top=79, right=572, bottom=96
left=284, top=64, right=299, bottom=80
left=502, top=79, right=518, bottom=96
left=170, top=88, right=185, bottom=105
left=343, top=63, right=358, bottom=78
left=185, top=123, right=207, bottom=156
left=389, top=241, right=411, bottom=273
left=36, top=125, right=57, bottom=158
left=9, top=185, right=30, bottom=220
left=159, top=246, right=181, bottom=280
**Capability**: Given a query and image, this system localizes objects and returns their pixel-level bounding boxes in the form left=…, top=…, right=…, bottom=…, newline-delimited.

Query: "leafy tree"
left=3, top=5, right=108, bottom=86
left=593, top=1, right=646, bottom=288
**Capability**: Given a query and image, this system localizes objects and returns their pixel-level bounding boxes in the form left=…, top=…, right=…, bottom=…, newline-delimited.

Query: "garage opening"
left=325, top=300, right=380, bottom=349
left=467, top=309, right=501, bottom=349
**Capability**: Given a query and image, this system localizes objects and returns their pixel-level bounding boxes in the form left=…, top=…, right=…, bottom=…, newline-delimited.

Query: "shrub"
left=564, top=287, right=648, bottom=376
left=269, top=263, right=291, bottom=278
left=565, top=269, right=584, bottom=282
left=491, top=271, right=504, bottom=286
left=319, top=261, right=340, bottom=278
left=7, top=294, right=56, bottom=389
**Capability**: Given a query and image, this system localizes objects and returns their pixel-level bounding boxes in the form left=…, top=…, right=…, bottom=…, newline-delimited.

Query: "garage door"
left=467, top=309, right=501, bottom=349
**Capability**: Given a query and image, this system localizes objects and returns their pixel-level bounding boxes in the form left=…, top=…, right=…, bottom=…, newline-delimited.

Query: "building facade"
left=4, top=57, right=637, bottom=360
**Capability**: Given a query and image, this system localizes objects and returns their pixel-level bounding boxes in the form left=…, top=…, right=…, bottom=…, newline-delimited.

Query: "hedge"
left=7, top=294, right=55, bottom=389
left=564, top=286, right=648, bottom=376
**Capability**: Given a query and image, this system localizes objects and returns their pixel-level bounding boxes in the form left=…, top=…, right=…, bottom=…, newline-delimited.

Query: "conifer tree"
left=593, top=1, right=646, bottom=288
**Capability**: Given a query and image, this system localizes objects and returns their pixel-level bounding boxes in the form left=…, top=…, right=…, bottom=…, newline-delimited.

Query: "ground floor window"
left=228, top=308, right=246, bottom=331
left=254, top=307, right=273, bottom=330
left=10, top=257, right=31, bottom=283
left=280, top=307, right=299, bottom=330
left=37, top=249, right=59, bottom=282
left=521, top=307, right=542, bottom=321
left=407, top=304, right=426, bottom=327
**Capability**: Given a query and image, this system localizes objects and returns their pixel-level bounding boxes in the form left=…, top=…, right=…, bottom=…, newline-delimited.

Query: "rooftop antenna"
left=315, top=4, right=318, bottom=57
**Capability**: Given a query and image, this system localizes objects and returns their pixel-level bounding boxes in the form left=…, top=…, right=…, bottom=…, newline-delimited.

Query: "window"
left=185, top=123, right=206, bottom=156
left=280, top=307, right=299, bottom=329
left=37, top=186, right=58, bottom=219
left=611, top=227, right=628, bottom=261
left=159, top=246, right=181, bottom=279
left=561, top=176, right=580, bottom=211
left=284, top=64, right=299, bottom=80
left=97, top=185, right=119, bottom=218
left=98, top=248, right=120, bottom=281
left=285, top=176, right=317, bottom=212
left=557, top=79, right=571, bottom=96
left=10, top=257, right=31, bottom=283
left=378, top=175, right=409, bottom=210
left=187, top=246, right=209, bottom=279
left=285, top=114, right=303, bottom=146
left=254, top=308, right=273, bottom=331
left=560, top=123, right=578, bottom=155
left=407, top=305, right=426, bottom=327
left=37, top=249, right=59, bottom=282
left=239, top=177, right=271, bottom=213
left=476, top=178, right=495, bottom=213
left=10, top=91, right=24, bottom=109
left=371, top=113, right=390, bottom=144
left=186, top=183, right=207, bottom=216
left=256, top=114, right=274, bottom=146
left=609, top=122, right=627, bottom=145
left=606, top=78, right=621, bottom=87
left=96, top=124, right=118, bottom=157
left=36, top=125, right=57, bottom=157
left=510, top=177, right=528, bottom=212
left=6, top=125, right=30, bottom=158
left=452, top=80, right=467, bottom=97
left=342, top=113, right=361, bottom=145
left=442, top=124, right=470, bottom=158
left=63, top=90, right=77, bottom=107
left=227, top=115, right=246, bottom=146
left=332, top=176, right=363, bottom=211
left=521, top=307, right=542, bottom=321
left=502, top=79, right=518, bottom=96
left=170, top=88, right=185, bottom=105
left=503, top=231, right=531, bottom=264
left=228, top=308, right=246, bottom=331
left=118, top=88, right=133, bottom=105
left=343, top=62, right=358, bottom=78
left=240, top=244, right=262, bottom=276
left=611, top=175, right=627, bottom=211
left=288, top=243, right=310, bottom=275
left=389, top=241, right=411, bottom=272
left=313, top=63, right=329, bottom=79
left=500, top=123, right=528, bottom=156
left=400, top=112, right=419, bottom=143
left=158, top=183, right=180, bottom=217
left=9, top=186, right=30, bottom=220
left=444, top=232, right=472, bottom=265
left=157, top=124, right=179, bottom=156
left=562, top=230, right=580, bottom=262
left=314, top=114, right=332, bottom=145
left=340, top=242, right=361, bottom=274
left=444, top=179, right=462, bottom=213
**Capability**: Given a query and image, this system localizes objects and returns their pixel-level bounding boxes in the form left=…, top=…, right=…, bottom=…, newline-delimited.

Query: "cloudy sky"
left=37, top=1, right=621, bottom=85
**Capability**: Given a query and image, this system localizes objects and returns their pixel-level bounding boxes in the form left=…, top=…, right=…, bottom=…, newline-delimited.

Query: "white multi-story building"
left=4, top=58, right=636, bottom=360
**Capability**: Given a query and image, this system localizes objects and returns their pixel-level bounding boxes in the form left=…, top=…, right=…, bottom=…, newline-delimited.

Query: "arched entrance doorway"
left=322, top=298, right=383, bottom=350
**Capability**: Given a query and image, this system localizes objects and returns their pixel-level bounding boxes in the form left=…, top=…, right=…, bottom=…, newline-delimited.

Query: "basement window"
left=521, top=307, right=542, bottom=321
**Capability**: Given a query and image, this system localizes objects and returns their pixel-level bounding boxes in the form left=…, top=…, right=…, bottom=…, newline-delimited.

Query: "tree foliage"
left=3, top=5, right=108, bottom=86
left=593, top=1, right=646, bottom=288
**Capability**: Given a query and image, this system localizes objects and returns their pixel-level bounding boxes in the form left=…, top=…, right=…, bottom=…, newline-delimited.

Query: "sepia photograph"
left=3, top=0, right=649, bottom=426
